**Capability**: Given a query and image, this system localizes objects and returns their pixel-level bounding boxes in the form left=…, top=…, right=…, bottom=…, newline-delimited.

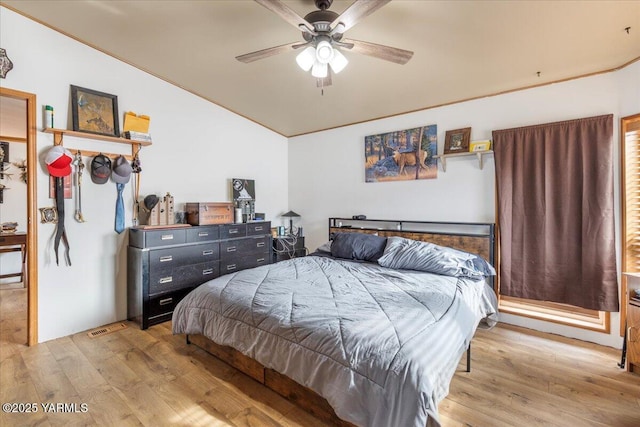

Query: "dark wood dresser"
left=127, top=222, right=271, bottom=329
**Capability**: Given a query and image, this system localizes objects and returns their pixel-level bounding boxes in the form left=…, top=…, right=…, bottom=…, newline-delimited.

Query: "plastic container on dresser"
left=127, top=221, right=271, bottom=329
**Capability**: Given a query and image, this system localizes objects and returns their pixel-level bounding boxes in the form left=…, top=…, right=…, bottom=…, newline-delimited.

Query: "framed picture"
left=469, top=140, right=492, bottom=152
left=443, top=127, right=471, bottom=154
left=364, top=124, right=438, bottom=182
left=0, top=141, right=9, bottom=179
left=70, top=85, right=119, bottom=137
left=49, top=175, right=72, bottom=199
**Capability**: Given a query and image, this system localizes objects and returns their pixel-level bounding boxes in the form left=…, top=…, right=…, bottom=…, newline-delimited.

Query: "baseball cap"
left=45, top=146, right=73, bottom=177
left=91, top=154, right=112, bottom=184
left=111, top=155, right=132, bottom=184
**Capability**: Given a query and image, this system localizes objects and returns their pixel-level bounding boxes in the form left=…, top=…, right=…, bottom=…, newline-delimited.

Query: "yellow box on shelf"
left=123, top=111, right=150, bottom=133
left=469, top=140, right=491, bottom=152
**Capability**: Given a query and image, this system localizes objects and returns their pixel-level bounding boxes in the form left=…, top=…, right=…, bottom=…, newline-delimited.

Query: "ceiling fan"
left=236, top=0, right=414, bottom=87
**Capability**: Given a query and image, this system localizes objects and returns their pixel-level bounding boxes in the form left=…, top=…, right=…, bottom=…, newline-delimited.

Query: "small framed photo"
left=443, top=127, right=471, bottom=154
left=469, top=140, right=492, bottom=152
left=70, top=85, right=119, bottom=137
left=39, top=207, right=58, bottom=224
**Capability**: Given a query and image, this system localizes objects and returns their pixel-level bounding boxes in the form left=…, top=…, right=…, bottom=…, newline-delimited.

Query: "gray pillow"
left=377, top=236, right=496, bottom=278
left=316, top=241, right=332, bottom=253
left=330, top=232, right=387, bottom=262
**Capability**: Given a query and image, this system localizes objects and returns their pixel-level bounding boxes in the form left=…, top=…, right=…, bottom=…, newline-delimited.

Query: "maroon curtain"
left=493, top=114, right=618, bottom=312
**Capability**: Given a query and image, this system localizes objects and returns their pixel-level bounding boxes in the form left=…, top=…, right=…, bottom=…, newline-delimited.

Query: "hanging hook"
left=132, top=143, right=141, bottom=157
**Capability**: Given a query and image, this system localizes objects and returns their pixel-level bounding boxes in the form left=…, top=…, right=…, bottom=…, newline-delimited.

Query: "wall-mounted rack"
left=43, top=127, right=151, bottom=160
left=433, top=150, right=493, bottom=172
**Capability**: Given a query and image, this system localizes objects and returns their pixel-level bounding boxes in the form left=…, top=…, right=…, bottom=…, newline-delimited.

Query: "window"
left=621, top=113, right=640, bottom=335
left=493, top=115, right=618, bottom=331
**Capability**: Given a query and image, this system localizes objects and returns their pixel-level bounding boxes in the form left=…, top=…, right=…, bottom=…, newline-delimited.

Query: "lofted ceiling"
left=2, top=0, right=639, bottom=137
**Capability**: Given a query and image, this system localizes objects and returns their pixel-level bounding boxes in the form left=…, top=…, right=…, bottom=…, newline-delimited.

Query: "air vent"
left=86, top=322, right=127, bottom=338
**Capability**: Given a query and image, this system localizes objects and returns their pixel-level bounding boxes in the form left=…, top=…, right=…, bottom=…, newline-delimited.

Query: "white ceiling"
left=2, top=0, right=639, bottom=137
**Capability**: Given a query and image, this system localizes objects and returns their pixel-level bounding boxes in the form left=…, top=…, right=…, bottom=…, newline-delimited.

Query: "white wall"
left=1, top=8, right=288, bottom=342
left=289, top=61, right=640, bottom=348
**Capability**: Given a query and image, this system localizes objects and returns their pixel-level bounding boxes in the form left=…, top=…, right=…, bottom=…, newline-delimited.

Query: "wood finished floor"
left=1, top=286, right=640, bottom=427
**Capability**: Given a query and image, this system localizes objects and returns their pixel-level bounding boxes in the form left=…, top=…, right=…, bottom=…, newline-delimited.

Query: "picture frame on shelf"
left=70, top=85, right=119, bottom=137
left=443, top=127, right=471, bottom=154
left=469, top=140, right=491, bottom=152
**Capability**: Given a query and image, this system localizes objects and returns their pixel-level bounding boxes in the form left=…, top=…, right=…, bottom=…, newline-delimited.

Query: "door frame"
left=1, top=87, right=38, bottom=346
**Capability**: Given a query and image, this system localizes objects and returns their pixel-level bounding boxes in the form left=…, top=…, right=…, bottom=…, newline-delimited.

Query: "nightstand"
left=628, top=292, right=640, bottom=373
left=273, top=235, right=306, bottom=262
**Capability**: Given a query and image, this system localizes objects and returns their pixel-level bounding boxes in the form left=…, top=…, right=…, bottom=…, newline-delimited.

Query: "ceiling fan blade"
left=317, top=68, right=332, bottom=88
left=343, top=38, right=413, bottom=65
left=254, top=0, right=315, bottom=34
left=236, top=42, right=299, bottom=63
left=330, top=0, right=391, bottom=34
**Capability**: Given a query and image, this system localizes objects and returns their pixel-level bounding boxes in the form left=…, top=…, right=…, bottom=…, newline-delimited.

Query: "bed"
left=172, top=219, right=498, bottom=427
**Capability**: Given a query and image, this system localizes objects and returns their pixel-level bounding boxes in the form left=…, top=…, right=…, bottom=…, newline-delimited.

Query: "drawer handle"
left=226, top=247, right=237, bottom=252
left=203, top=268, right=214, bottom=275
left=198, top=232, right=209, bottom=237
left=257, top=242, right=265, bottom=248
left=202, top=250, right=214, bottom=256
left=161, top=234, right=174, bottom=240
left=159, top=255, right=173, bottom=262
left=229, top=229, right=239, bottom=234
left=159, top=298, right=173, bottom=306
left=159, top=276, right=173, bottom=284
left=254, top=226, right=263, bottom=231
left=257, top=258, right=265, bottom=263
left=226, top=264, right=237, bottom=271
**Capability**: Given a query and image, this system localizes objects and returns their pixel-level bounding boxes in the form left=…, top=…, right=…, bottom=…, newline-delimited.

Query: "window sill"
left=499, top=296, right=609, bottom=333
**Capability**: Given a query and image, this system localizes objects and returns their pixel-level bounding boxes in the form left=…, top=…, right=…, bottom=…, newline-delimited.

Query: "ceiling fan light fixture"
left=296, top=46, right=316, bottom=71
left=315, top=40, right=334, bottom=64
left=329, top=49, right=348, bottom=74
left=311, top=61, right=328, bottom=78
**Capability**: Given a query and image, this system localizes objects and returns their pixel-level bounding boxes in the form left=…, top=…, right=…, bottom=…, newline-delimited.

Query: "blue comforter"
left=173, top=255, right=497, bottom=427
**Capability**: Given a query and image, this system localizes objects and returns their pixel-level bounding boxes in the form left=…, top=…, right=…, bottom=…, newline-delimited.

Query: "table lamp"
left=282, top=210, right=300, bottom=235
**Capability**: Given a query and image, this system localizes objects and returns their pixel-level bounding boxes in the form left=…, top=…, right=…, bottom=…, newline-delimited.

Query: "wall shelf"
left=433, top=150, right=493, bottom=172
left=43, top=127, right=151, bottom=159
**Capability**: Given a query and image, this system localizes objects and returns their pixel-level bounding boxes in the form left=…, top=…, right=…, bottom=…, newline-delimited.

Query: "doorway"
left=0, top=87, right=37, bottom=346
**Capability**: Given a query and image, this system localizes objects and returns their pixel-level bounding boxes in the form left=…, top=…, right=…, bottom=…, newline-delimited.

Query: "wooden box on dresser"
left=128, top=221, right=271, bottom=329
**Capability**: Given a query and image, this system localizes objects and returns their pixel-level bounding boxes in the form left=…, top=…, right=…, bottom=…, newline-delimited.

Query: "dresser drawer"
left=149, top=261, right=219, bottom=295
left=149, top=243, right=219, bottom=268
left=187, top=226, right=220, bottom=243
left=220, top=253, right=270, bottom=274
left=130, top=228, right=187, bottom=248
left=220, top=224, right=247, bottom=239
left=247, top=221, right=270, bottom=236
left=220, top=236, right=270, bottom=258
left=147, top=287, right=193, bottom=320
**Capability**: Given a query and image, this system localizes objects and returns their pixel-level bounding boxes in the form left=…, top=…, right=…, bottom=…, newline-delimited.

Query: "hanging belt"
left=54, top=176, right=71, bottom=266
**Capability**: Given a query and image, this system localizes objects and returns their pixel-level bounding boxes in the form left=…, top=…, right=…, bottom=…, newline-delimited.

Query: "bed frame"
left=186, top=218, right=496, bottom=426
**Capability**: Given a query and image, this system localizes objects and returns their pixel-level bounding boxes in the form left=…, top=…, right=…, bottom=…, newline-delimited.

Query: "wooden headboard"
left=328, top=218, right=495, bottom=266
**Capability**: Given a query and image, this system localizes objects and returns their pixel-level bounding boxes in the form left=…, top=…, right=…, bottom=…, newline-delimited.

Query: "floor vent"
left=87, top=322, right=127, bottom=338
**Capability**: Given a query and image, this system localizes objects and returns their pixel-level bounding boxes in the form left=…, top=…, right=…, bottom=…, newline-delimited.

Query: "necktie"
left=115, top=183, right=125, bottom=233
